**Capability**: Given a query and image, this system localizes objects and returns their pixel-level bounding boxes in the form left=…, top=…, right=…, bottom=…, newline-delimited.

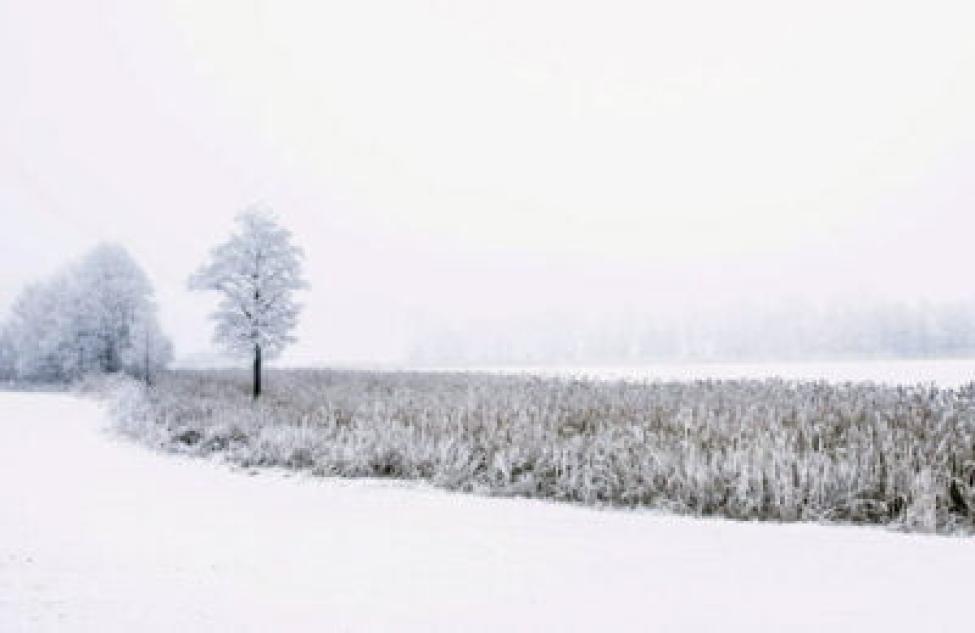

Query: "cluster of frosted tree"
left=0, top=245, right=172, bottom=383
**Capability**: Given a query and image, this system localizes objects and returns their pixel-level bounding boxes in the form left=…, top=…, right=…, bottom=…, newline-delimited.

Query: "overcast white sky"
left=2, top=1, right=974, bottom=364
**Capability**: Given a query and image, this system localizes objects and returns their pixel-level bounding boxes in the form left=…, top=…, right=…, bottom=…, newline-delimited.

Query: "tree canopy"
left=1, top=244, right=172, bottom=383
left=189, top=206, right=306, bottom=397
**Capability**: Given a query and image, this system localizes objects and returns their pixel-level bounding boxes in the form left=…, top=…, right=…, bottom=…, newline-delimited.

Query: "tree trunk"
left=253, top=343, right=262, bottom=399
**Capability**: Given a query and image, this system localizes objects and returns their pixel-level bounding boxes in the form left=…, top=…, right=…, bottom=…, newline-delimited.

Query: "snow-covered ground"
left=1, top=393, right=972, bottom=632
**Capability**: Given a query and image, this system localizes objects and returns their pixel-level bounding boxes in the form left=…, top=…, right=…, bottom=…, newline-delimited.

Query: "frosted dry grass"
left=112, top=370, right=975, bottom=533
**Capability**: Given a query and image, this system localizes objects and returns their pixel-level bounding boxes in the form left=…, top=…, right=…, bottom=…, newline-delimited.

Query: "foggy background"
left=2, top=1, right=974, bottom=366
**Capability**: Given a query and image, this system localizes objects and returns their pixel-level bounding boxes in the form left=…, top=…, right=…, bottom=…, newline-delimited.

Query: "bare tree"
left=121, top=303, right=174, bottom=386
left=189, top=206, right=306, bottom=398
left=0, top=325, right=16, bottom=382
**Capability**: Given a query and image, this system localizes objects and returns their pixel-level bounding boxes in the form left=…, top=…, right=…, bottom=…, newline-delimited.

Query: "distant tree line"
left=410, top=300, right=975, bottom=365
left=0, top=244, right=172, bottom=384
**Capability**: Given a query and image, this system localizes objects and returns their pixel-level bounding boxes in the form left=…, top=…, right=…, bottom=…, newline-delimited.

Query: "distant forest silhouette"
left=411, top=300, right=975, bottom=364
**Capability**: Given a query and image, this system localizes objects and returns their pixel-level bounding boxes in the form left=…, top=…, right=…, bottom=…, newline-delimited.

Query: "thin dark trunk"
left=253, top=344, right=262, bottom=399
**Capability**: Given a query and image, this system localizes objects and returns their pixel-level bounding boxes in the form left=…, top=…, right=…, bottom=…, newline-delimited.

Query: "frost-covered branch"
left=189, top=205, right=307, bottom=397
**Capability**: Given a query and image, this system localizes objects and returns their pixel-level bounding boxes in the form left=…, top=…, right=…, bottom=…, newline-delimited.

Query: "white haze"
left=1, top=1, right=974, bottom=365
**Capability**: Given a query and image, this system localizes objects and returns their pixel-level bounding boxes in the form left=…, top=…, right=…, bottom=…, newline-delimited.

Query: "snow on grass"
left=430, top=357, right=975, bottom=387
left=1, top=391, right=973, bottom=632
left=115, top=370, right=975, bottom=533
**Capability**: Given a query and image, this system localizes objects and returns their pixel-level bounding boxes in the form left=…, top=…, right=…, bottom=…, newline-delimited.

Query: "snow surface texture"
left=1, top=392, right=972, bottom=632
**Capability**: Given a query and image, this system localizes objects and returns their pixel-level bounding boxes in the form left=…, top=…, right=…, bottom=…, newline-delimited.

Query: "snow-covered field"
left=1, top=393, right=973, bottom=632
